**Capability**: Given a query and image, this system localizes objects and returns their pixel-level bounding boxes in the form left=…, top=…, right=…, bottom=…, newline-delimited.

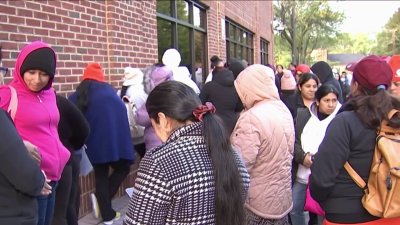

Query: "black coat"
left=56, top=95, right=90, bottom=155
left=0, top=109, right=45, bottom=225
left=310, top=111, right=379, bottom=223
left=311, top=61, right=344, bottom=103
left=199, top=69, right=243, bottom=134
left=284, top=92, right=307, bottom=120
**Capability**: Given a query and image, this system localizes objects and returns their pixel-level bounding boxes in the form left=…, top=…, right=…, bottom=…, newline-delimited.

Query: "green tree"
left=329, top=33, right=374, bottom=55
left=372, top=8, right=400, bottom=55
left=274, top=0, right=344, bottom=64
left=273, top=32, right=292, bottom=67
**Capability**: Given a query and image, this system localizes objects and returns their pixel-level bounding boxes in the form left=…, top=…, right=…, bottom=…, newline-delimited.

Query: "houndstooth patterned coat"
left=123, top=122, right=250, bottom=225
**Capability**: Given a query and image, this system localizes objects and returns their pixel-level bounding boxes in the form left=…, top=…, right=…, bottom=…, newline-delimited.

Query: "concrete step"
left=78, top=194, right=130, bottom=225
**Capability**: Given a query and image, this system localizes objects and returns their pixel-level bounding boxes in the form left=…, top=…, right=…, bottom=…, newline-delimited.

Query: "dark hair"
left=210, top=55, right=222, bottom=69
left=297, top=73, right=320, bottom=88
left=212, top=66, right=225, bottom=76
left=346, top=89, right=400, bottom=129
left=276, top=64, right=283, bottom=70
left=75, top=79, right=93, bottom=113
left=146, top=81, right=244, bottom=225
left=154, top=62, right=164, bottom=67
left=315, top=84, right=339, bottom=102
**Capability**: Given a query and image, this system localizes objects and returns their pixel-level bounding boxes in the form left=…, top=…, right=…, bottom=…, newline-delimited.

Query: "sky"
left=329, top=1, right=400, bottom=36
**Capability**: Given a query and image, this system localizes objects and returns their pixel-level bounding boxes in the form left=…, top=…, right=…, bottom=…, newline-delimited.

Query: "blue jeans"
left=37, top=181, right=58, bottom=225
left=290, top=181, right=307, bottom=225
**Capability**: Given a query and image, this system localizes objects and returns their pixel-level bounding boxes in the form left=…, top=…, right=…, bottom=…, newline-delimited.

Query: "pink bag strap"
left=6, top=85, right=18, bottom=121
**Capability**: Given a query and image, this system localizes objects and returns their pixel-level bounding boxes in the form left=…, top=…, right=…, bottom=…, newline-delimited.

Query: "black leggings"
left=52, top=153, right=81, bottom=225
left=93, top=159, right=132, bottom=221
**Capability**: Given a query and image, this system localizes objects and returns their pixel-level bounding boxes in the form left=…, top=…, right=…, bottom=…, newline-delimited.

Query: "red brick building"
left=0, top=0, right=273, bottom=216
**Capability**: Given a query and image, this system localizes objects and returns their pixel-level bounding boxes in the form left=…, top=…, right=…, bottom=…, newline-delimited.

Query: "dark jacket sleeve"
left=235, top=95, right=244, bottom=112
left=199, top=84, right=210, bottom=104
left=309, top=113, right=351, bottom=202
left=294, top=108, right=311, bottom=164
left=57, top=95, right=90, bottom=151
left=0, top=109, right=45, bottom=196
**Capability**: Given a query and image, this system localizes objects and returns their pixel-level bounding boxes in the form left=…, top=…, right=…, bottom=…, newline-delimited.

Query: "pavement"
left=78, top=194, right=130, bottom=225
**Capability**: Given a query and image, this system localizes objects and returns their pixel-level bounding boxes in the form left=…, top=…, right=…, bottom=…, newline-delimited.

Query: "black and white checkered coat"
left=123, top=122, right=250, bottom=225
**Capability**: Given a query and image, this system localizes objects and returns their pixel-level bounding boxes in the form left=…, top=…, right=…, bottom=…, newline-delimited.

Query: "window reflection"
left=177, top=0, right=189, bottom=23
left=193, top=6, right=205, bottom=28
left=157, top=0, right=207, bottom=85
left=260, top=39, right=269, bottom=65
left=230, top=25, right=235, bottom=40
left=230, top=43, right=235, bottom=58
left=225, top=20, right=254, bottom=64
left=178, top=25, right=190, bottom=72
left=242, top=33, right=247, bottom=45
left=156, top=1, right=171, bottom=16
left=194, top=31, right=205, bottom=87
left=157, top=18, right=173, bottom=62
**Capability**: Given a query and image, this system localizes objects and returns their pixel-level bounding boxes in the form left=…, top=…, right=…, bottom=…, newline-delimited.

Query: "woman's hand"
left=40, top=170, right=52, bottom=196
left=23, top=140, right=41, bottom=165
left=303, top=153, right=313, bottom=168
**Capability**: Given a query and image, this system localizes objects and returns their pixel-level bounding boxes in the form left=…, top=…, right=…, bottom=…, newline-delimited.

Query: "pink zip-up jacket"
left=231, top=65, right=294, bottom=219
left=0, top=41, right=70, bottom=181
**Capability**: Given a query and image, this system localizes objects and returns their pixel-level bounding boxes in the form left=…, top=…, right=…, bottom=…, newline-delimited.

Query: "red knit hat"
left=388, top=55, right=400, bottom=82
left=353, top=55, right=392, bottom=91
left=296, top=64, right=311, bottom=74
left=83, top=63, right=105, bottom=82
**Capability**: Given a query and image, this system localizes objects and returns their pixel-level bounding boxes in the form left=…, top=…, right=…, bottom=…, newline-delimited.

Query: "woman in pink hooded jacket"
left=0, top=41, right=70, bottom=225
left=231, top=64, right=295, bottom=225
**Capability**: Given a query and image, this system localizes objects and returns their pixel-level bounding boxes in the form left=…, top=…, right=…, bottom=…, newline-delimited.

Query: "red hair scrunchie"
left=193, top=102, right=216, bottom=121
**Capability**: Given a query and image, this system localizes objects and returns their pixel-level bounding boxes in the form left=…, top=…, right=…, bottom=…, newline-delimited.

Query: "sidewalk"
left=78, top=194, right=130, bottom=225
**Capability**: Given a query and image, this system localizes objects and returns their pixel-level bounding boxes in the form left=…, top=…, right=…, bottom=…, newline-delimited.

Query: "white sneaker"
left=90, top=193, right=100, bottom=219
left=103, top=212, right=121, bottom=225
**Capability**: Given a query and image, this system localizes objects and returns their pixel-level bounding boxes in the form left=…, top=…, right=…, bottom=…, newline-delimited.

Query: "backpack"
left=344, top=109, right=400, bottom=218
left=122, top=96, right=145, bottom=142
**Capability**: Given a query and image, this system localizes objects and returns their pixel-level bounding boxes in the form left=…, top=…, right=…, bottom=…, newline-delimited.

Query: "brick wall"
left=0, top=0, right=273, bottom=218
left=0, top=0, right=157, bottom=217
left=0, top=0, right=158, bottom=95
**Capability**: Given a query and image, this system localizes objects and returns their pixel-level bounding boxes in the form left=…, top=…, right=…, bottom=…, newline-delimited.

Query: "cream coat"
left=231, top=64, right=295, bottom=219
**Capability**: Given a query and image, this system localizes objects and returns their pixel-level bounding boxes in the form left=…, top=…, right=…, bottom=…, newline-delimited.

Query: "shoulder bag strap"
left=379, top=109, right=400, bottom=135
left=7, top=85, right=18, bottom=121
left=344, top=162, right=367, bottom=189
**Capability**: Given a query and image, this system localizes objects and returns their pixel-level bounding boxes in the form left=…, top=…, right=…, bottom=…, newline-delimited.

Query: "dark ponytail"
left=75, top=79, right=92, bottom=113
left=202, top=113, right=244, bottom=225
left=146, top=81, right=245, bottom=225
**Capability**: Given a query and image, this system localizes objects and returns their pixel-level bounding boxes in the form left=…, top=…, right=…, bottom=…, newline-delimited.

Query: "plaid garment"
left=123, top=122, right=250, bottom=225
left=245, top=209, right=290, bottom=225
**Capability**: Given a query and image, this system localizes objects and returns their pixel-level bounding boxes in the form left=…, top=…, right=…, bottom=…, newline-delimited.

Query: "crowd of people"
left=0, top=40, right=400, bottom=225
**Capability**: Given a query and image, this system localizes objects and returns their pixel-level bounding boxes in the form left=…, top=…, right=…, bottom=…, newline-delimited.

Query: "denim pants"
left=290, top=181, right=307, bottom=225
left=37, top=181, right=58, bottom=225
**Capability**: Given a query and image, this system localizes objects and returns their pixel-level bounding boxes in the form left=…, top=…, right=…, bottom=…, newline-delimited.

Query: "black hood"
left=311, top=61, right=333, bottom=83
left=228, top=58, right=246, bottom=79
left=212, top=68, right=234, bottom=86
